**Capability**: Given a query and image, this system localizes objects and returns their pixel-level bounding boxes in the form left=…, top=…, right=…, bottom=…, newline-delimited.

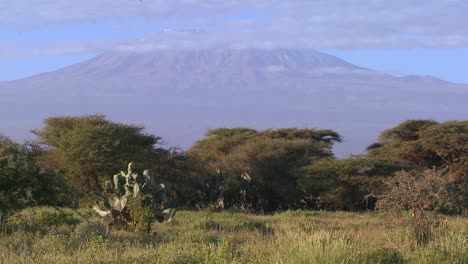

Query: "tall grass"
left=0, top=208, right=466, bottom=263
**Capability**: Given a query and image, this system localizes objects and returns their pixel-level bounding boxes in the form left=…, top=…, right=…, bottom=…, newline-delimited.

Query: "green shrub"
left=8, top=207, right=80, bottom=233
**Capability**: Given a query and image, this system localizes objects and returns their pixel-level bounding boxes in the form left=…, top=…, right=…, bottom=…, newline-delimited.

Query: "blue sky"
left=1, top=0, right=468, bottom=83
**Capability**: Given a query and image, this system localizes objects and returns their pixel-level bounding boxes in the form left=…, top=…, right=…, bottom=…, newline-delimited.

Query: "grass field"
left=0, top=207, right=467, bottom=263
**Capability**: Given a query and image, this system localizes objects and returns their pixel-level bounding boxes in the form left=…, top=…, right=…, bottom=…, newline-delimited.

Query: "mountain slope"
left=0, top=48, right=467, bottom=156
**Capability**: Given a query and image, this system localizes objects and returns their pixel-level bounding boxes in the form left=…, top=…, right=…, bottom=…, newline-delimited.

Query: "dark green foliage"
left=261, top=128, right=342, bottom=148
left=189, top=128, right=342, bottom=211
left=221, top=138, right=325, bottom=211
left=155, top=148, right=206, bottom=208
left=301, top=156, right=411, bottom=210
left=2, top=116, right=466, bottom=217
left=0, top=135, right=72, bottom=216
left=32, top=115, right=163, bottom=194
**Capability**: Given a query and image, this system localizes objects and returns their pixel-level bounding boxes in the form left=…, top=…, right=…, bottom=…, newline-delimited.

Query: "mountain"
left=0, top=48, right=467, bottom=156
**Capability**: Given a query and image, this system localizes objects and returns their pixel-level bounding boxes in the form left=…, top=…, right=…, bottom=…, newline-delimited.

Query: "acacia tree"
left=189, top=127, right=342, bottom=211
left=367, top=119, right=439, bottom=167
left=419, top=121, right=468, bottom=184
left=300, top=156, right=411, bottom=210
left=222, top=138, right=326, bottom=211
left=188, top=128, right=258, bottom=166
left=368, top=120, right=467, bottom=212
left=32, top=115, right=163, bottom=195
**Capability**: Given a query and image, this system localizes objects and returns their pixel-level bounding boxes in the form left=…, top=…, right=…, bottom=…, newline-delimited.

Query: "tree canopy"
left=0, top=135, right=71, bottom=215
left=367, top=120, right=467, bottom=183
left=2, top=115, right=465, bottom=214
left=367, top=120, right=439, bottom=166
left=300, top=156, right=412, bottom=210
left=32, top=115, right=163, bottom=194
left=188, top=127, right=342, bottom=211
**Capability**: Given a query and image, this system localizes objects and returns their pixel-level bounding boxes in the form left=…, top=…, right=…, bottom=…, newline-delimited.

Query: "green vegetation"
left=93, top=163, right=176, bottom=234
left=299, top=156, right=411, bottom=210
left=367, top=120, right=467, bottom=184
left=0, top=209, right=466, bottom=263
left=0, top=135, right=72, bottom=217
left=32, top=115, right=163, bottom=195
left=188, top=127, right=342, bottom=211
left=1, top=115, right=466, bottom=263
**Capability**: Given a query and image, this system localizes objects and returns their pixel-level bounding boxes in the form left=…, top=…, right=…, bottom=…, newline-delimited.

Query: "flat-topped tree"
left=366, top=120, right=439, bottom=167
left=32, top=115, right=162, bottom=195
left=189, top=127, right=342, bottom=211
left=367, top=120, right=467, bottom=205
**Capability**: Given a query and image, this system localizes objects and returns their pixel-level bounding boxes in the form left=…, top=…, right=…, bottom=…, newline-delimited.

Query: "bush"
left=1, top=135, right=73, bottom=216
left=8, top=207, right=81, bottom=233
left=377, top=169, right=456, bottom=245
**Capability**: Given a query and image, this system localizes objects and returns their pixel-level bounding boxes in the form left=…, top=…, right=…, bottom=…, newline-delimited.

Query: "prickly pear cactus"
left=93, top=162, right=176, bottom=234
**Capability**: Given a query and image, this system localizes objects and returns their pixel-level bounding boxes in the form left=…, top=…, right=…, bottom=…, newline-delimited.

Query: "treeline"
left=1, top=115, right=466, bottom=215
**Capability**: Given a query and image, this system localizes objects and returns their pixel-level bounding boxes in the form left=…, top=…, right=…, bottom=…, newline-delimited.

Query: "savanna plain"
left=1, top=208, right=467, bottom=264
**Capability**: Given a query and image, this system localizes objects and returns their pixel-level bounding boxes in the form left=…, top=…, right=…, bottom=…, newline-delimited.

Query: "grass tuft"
left=0, top=208, right=466, bottom=263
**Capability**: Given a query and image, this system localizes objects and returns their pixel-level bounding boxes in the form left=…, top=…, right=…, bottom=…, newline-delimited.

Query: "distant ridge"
left=1, top=48, right=467, bottom=156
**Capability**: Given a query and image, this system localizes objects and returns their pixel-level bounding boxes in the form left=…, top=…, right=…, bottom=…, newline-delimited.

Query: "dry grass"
left=0, top=208, right=466, bottom=263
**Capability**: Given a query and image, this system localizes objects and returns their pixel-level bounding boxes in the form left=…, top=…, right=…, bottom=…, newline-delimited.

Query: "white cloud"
left=1, top=0, right=468, bottom=56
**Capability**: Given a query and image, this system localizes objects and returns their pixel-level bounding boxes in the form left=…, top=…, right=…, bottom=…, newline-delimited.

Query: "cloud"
left=264, top=65, right=287, bottom=72
left=0, top=39, right=115, bottom=58
left=1, top=0, right=468, bottom=56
